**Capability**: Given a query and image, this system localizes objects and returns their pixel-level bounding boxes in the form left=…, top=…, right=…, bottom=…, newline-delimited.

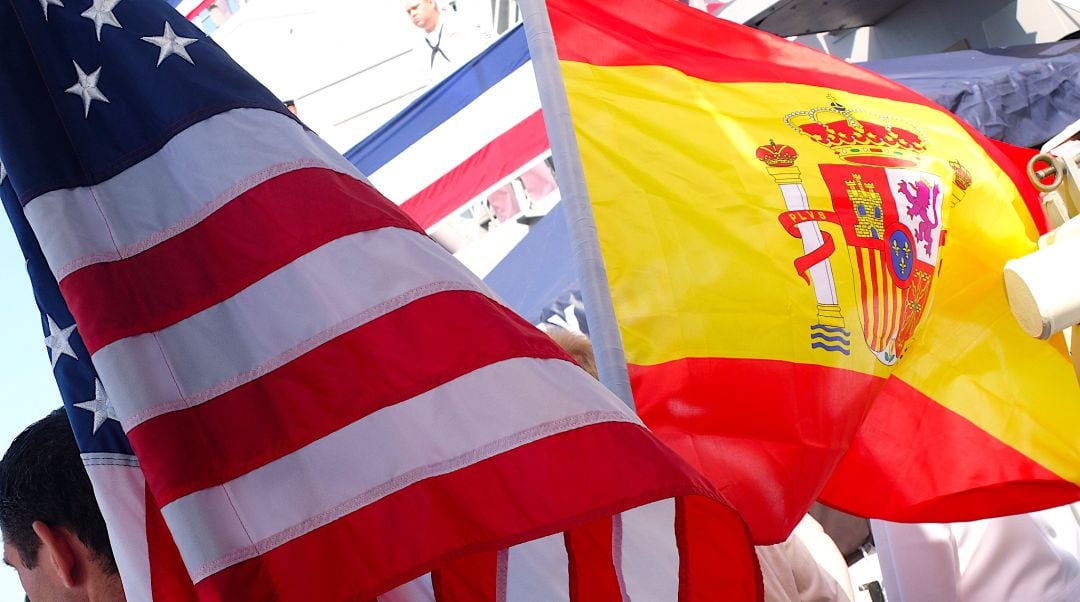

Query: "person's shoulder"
left=442, top=12, right=492, bottom=41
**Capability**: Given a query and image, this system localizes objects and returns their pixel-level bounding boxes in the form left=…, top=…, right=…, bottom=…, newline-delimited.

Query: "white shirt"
left=420, top=12, right=492, bottom=82
left=757, top=516, right=852, bottom=602
left=873, top=505, right=1080, bottom=602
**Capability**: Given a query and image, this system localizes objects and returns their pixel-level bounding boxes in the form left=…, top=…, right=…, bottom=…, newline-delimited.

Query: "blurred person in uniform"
left=1, top=409, right=126, bottom=601
left=404, top=0, right=493, bottom=82
left=873, top=506, right=1080, bottom=601
left=546, top=327, right=853, bottom=601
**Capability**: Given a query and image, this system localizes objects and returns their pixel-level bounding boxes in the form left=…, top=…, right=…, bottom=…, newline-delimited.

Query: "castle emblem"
left=756, top=97, right=967, bottom=365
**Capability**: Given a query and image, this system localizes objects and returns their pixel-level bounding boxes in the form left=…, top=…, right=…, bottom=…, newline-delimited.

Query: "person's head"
left=0, top=409, right=123, bottom=601
left=404, top=0, right=440, bottom=33
left=546, top=328, right=598, bottom=380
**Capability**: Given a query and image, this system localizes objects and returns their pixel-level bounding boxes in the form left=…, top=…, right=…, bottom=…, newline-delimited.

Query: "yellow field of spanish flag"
left=538, top=0, right=1080, bottom=543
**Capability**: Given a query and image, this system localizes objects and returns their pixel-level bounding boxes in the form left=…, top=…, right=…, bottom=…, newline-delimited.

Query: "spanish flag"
left=531, top=0, right=1080, bottom=543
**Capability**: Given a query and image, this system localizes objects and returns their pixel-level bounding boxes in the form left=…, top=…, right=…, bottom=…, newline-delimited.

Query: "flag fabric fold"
left=0, top=0, right=758, bottom=599
left=532, top=0, right=1080, bottom=544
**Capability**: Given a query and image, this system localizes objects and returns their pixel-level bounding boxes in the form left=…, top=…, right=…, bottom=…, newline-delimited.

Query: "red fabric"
left=820, top=375, right=1080, bottom=520
left=401, top=111, right=549, bottom=229
left=145, top=484, right=200, bottom=602
left=432, top=551, right=499, bottom=601
left=632, top=358, right=881, bottom=544
left=129, top=291, right=572, bottom=505
left=633, top=357, right=1080, bottom=541
left=565, top=517, right=622, bottom=602
left=193, top=422, right=731, bottom=600
left=547, top=0, right=930, bottom=106
left=676, top=496, right=763, bottom=602
left=60, top=169, right=419, bottom=353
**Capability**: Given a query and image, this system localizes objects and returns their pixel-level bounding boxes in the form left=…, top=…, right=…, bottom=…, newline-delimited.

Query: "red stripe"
left=867, top=251, right=882, bottom=351
left=881, top=256, right=892, bottom=352
left=876, top=254, right=888, bottom=351
left=400, top=110, right=549, bottom=229
left=633, top=356, right=1080, bottom=544
left=145, top=484, right=200, bottom=602
left=129, top=291, right=572, bottom=506
left=821, top=375, right=1080, bottom=521
left=854, top=249, right=870, bottom=351
left=675, top=496, right=762, bottom=602
left=884, top=255, right=897, bottom=352
left=548, top=0, right=933, bottom=107
left=893, top=268, right=904, bottom=347
left=864, top=251, right=878, bottom=350
left=432, top=551, right=498, bottom=601
left=565, top=517, right=622, bottom=602
left=891, top=265, right=903, bottom=352
left=881, top=257, right=889, bottom=348
left=192, top=422, right=740, bottom=601
left=60, top=168, right=420, bottom=354
left=630, top=357, right=883, bottom=544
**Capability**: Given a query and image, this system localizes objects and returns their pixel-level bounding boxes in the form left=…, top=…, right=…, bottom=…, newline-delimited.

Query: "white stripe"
left=83, top=462, right=152, bottom=602
left=367, top=63, right=541, bottom=204
left=497, top=548, right=509, bottom=602
left=506, top=532, right=570, bottom=601
left=25, top=108, right=363, bottom=281
left=92, top=228, right=488, bottom=428
left=378, top=573, right=435, bottom=602
left=613, top=513, right=629, bottom=602
left=81, top=452, right=140, bottom=467
left=620, top=499, right=679, bottom=601
left=160, top=357, right=639, bottom=581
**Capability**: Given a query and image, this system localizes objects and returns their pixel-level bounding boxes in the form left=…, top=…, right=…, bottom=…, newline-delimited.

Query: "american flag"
left=0, top=1, right=758, bottom=599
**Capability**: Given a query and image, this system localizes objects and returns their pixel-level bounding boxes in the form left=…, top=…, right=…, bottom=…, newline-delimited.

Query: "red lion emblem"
left=896, top=179, right=941, bottom=255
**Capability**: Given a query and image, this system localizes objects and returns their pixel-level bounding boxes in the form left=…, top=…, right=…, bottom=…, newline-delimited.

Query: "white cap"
left=1005, top=235, right=1080, bottom=339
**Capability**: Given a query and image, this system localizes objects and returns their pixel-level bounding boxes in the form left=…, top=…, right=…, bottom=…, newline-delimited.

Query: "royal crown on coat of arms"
left=783, top=96, right=927, bottom=168
left=758, top=97, right=963, bottom=366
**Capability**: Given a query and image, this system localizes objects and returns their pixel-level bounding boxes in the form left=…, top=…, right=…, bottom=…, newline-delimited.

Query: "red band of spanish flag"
left=544, top=0, right=1080, bottom=543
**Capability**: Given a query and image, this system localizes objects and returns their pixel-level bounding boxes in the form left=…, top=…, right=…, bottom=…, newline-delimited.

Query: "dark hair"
left=0, top=408, right=117, bottom=573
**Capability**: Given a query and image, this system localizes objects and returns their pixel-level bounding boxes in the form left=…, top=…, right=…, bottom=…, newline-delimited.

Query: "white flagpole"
left=518, top=0, right=635, bottom=411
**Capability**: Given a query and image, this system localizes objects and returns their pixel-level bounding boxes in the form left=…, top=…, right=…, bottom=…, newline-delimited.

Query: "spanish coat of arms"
left=756, top=98, right=972, bottom=365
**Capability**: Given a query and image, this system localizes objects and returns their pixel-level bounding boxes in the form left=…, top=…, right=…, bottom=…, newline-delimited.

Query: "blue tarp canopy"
left=863, top=39, right=1080, bottom=148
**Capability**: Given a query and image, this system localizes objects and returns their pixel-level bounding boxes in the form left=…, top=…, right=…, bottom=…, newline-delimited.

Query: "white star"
left=81, top=0, right=122, bottom=42
left=43, top=314, right=78, bottom=368
left=65, top=61, right=109, bottom=118
left=39, top=0, right=63, bottom=20
left=0, top=160, right=7, bottom=183
left=141, top=22, right=197, bottom=67
left=74, top=379, right=119, bottom=434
